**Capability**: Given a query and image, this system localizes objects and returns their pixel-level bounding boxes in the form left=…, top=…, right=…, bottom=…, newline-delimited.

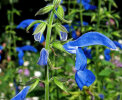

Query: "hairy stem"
left=45, top=11, right=54, bottom=100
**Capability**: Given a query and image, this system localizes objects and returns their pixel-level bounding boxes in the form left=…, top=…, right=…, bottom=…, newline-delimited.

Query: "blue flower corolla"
left=63, top=32, right=116, bottom=70
left=17, top=19, right=45, bottom=44
left=60, top=32, right=68, bottom=41
left=113, top=41, right=122, bottom=49
left=11, top=86, right=30, bottom=100
left=33, top=23, right=45, bottom=43
left=19, top=59, right=24, bottom=66
left=14, top=79, right=20, bottom=95
left=75, top=48, right=87, bottom=70
left=18, top=50, right=24, bottom=59
left=37, top=48, right=49, bottom=66
left=75, top=69, right=96, bottom=90
left=0, top=45, right=3, bottom=61
left=99, top=94, right=104, bottom=100
left=77, top=0, right=96, bottom=10
left=104, top=48, right=111, bottom=61
left=0, top=55, right=1, bottom=61
left=17, top=19, right=35, bottom=29
left=21, top=45, right=37, bottom=53
left=63, top=24, right=78, bottom=40
left=83, top=47, right=92, bottom=59
left=16, top=47, right=24, bottom=66
left=0, top=45, right=3, bottom=50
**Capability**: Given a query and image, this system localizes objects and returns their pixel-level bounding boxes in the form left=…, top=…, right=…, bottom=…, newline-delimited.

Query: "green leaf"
left=53, top=0, right=61, bottom=8
left=33, top=22, right=47, bottom=35
left=99, top=68, right=113, bottom=76
left=35, top=5, right=54, bottom=16
left=26, top=20, right=42, bottom=32
left=54, top=10, right=72, bottom=23
left=55, top=23, right=68, bottom=33
left=28, top=78, right=40, bottom=93
left=57, top=5, right=64, bottom=18
left=54, top=77, right=68, bottom=93
left=52, top=41, right=69, bottom=54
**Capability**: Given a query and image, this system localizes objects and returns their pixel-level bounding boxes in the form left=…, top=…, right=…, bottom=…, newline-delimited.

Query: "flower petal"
left=65, top=32, right=116, bottom=49
left=21, top=45, right=37, bottom=52
left=75, top=73, right=84, bottom=90
left=60, top=32, right=68, bottom=41
left=63, top=43, right=77, bottom=54
left=76, top=69, right=96, bottom=88
left=104, top=48, right=111, bottom=61
left=17, top=19, right=35, bottom=29
left=11, top=86, right=30, bottom=100
left=37, top=48, right=49, bottom=66
left=83, top=47, right=92, bottom=59
left=75, top=48, right=87, bottom=70
left=34, top=32, right=45, bottom=43
left=113, top=41, right=122, bottom=49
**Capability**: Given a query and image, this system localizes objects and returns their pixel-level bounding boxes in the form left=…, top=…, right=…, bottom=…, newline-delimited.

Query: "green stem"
left=108, top=0, right=112, bottom=33
left=96, top=0, right=102, bottom=93
left=97, top=0, right=101, bottom=31
left=68, top=0, right=70, bottom=15
left=80, top=1, right=83, bottom=33
left=45, top=11, right=54, bottom=100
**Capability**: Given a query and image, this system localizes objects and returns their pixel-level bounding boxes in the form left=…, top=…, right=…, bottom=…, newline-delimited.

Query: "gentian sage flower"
left=60, top=32, right=68, bottom=41
left=63, top=24, right=78, bottom=40
left=63, top=32, right=116, bottom=89
left=17, top=19, right=45, bottom=43
left=77, top=0, right=97, bottom=10
left=104, top=48, right=111, bottom=61
left=16, top=47, right=24, bottom=66
left=75, top=69, right=95, bottom=90
left=0, top=45, right=3, bottom=61
left=21, top=45, right=37, bottom=53
left=13, top=79, right=20, bottom=95
left=99, top=94, right=104, bottom=100
left=11, top=86, right=30, bottom=100
left=113, top=41, right=122, bottom=49
left=37, top=48, right=49, bottom=66
left=83, top=47, right=92, bottom=59
left=16, top=46, right=37, bottom=66
left=33, top=23, right=45, bottom=43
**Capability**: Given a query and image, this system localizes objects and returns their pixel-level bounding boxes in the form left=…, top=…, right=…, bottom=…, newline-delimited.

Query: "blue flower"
left=77, top=0, right=97, bottom=10
left=21, top=45, right=37, bottom=53
left=37, top=48, right=49, bottom=66
left=104, top=48, right=111, bottom=61
left=0, top=45, right=3, bottom=50
left=14, top=79, right=20, bottom=95
left=18, top=50, right=24, bottom=59
left=19, top=59, right=24, bottom=66
left=0, top=55, right=1, bottom=61
left=83, top=47, right=92, bottom=59
left=60, top=32, right=68, bottom=41
left=17, top=19, right=35, bottom=29
left=11, top=86, right=30, bottom=100
left=63, top=32, right=116, bottom=89
left=33, top=23, right=45, bottom=43
left=113, top=41, right=122, bottom=49
left=63, top=24, right=78, bottom=40
left=0, top=45, right=3, bottom=61
left=17, top=19, right=45, bottom=44
left=99, top=94, right=104, bottom=100
left=16, top=46, right=37, bottom=66
left=16, top=47, right=24, bottom=66
left=75, top=69, right=96, bottom=90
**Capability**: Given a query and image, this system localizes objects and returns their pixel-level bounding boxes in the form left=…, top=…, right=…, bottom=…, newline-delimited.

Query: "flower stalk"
left=45, top=10, right=54, bottom=100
